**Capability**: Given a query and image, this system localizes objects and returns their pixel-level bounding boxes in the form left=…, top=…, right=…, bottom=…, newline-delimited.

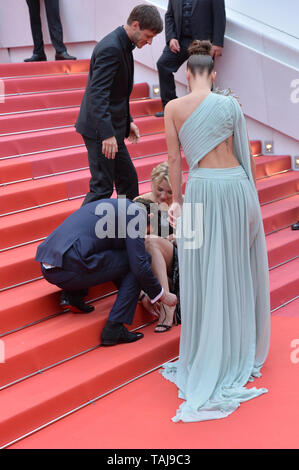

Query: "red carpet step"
left=0, top=59, right=90, bottom=78
left=0, top=148, right=173, bottom=215
left=0, top=91, right=160, bottom=115
left=257, top=171, right=299, bottom=204
left=5, top=306, right=299, bottom=449
left=0, top=279, right=116, bottom=336
left=0, top=322, right=179, bottom=448
left=0, top=298, right=157, bottom=389
left=4, top=73, right=88, bottom=95
left=262, top=194, right=299, bottom=233
left=0, top=127, right=165, bottom=185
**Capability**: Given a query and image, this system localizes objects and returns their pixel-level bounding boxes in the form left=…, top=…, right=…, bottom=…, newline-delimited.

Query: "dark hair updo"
left=187, top=40, right=214, bottom=76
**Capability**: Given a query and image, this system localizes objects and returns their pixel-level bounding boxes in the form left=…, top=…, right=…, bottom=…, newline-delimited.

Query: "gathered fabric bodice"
left=178, top=92, right=254, bottom=189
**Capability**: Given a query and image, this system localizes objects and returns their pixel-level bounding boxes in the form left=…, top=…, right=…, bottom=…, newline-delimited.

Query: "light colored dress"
left=161, top=92, right=271, bottom=423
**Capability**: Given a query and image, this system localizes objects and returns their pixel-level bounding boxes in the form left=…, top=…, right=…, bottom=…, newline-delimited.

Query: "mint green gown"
left=161, top=92, right=271, bottom=423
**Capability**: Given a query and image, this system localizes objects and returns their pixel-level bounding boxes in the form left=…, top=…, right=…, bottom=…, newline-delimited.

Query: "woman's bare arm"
left=164, top=102, right=183, bottom=205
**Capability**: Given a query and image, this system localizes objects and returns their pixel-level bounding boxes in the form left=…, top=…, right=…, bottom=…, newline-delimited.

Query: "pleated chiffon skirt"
left=161, top=165, right=269, bottom=423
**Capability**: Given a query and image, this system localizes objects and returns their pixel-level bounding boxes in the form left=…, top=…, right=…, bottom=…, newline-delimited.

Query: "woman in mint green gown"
left=161, top=40, right=271, bottom=422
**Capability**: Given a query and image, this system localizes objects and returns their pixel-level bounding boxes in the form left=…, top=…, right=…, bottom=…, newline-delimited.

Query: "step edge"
left=0, top=351, right=179, bottom=450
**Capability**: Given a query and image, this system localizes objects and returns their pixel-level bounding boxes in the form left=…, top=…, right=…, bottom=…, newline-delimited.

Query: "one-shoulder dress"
left=161, top=92, right=271, bottom=423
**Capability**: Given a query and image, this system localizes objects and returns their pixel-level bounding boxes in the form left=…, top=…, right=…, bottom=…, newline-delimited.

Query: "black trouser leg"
left=26, top=0, right=45, bottom=55
left=82, top=136, right=115, bottom=204
left=41, top=250, right=140, bottom=325
left=107, top=271, right=141, bottom=325
left=114, top=141, right=139, bottom=200
left=44, top=0, right=66, bottom=53
left=82, top=136, right=139, bottom=205
left=157, top=42, right=190, bottom=108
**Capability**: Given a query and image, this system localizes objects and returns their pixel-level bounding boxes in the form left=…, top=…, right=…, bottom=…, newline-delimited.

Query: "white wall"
left=152, top=0, right=299, bottom=39
left=0, top=0, right=188, bottom=95
left=0, top=0, right=298, bottom=152
left=225, top=0, right=299, bottom=39
left=0, top=0, right=97, bottom=62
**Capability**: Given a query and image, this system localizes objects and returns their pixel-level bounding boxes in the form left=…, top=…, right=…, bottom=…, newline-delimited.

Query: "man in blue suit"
left=35, top=198, right=176, bottom=346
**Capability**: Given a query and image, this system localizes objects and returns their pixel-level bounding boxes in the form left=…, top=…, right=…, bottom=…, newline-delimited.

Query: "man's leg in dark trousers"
left=41, top=251, right=141, bottom=326
left=44, top=0, right=66, bottom=54
left=26, top=0, right=45, bottom=55
left=157, top=43, right=190, bottom=109
left=114, top=141, right=139, bottom=199
left=107, top=271, right=141, bottom=325
left=82, top=136, right=139, bottom=205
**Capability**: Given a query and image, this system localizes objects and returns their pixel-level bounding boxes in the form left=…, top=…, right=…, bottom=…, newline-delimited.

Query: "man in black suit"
left=75, top=5, right=163, bottom=206
left=36, top=198, right=177, bottom=346
left=156, top=0, right=226, bottom=116
left=24, top=0, right=76, bottom=62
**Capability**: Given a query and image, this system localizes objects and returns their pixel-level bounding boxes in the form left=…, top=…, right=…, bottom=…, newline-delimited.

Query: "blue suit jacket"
left=36, top=199, right=162, bottom=301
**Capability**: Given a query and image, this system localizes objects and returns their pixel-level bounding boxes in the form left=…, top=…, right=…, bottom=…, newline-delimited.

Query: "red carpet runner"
left=0, top=59, right=298, bottom=449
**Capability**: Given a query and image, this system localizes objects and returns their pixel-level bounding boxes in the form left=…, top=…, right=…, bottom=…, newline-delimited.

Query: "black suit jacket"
left=165, top=0, right=226, bottom=47
left=75, top=26, right=134, bottom=141
left=35, top=199, right=162, bottom=301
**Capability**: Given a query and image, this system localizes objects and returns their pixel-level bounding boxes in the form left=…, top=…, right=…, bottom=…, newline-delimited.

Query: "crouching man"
left=35, top=198, right=177, bottom=346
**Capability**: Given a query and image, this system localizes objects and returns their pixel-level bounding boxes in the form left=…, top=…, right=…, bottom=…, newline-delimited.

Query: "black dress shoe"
left=60, top=290, right=94, bottom=313
left=101, top=322, right=144, bottom=346
left=155, top=111, right=164, bottom=118
left=291, top=221, right=299, bottom=230
left=55, top=51, right=77, bottom=60
left=24, top=53, right=47, bottom=62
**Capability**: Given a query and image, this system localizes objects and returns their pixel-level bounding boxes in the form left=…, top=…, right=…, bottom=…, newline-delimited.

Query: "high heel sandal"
left=154, top=304, right=177, bottom=333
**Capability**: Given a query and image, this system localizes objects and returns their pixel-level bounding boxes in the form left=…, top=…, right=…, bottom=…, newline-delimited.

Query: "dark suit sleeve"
left=124, top=215, right=163, bottom=302
left=87, top=46, right=121, bottom=141
left=165, top=0, right=177, bottom=45
left=212, top=0, right=226, bottom=47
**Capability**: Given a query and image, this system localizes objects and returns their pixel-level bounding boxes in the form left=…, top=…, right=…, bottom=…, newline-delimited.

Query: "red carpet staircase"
left=0, top=60, right=298, bottom=448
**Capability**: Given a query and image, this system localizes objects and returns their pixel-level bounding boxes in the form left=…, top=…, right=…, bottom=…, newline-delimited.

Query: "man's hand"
left=211, top=45, right=222, bottom=59
left=102, top=136, right=118, bottom=159
left=128, top=122, right=140, bottom=144
left=169, top=38, right=180, bottom=54
left=141, top=295, right=160, bottom=317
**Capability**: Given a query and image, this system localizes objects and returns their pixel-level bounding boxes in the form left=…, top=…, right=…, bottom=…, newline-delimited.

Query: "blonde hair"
left=151, top=161, right=171, bottom=190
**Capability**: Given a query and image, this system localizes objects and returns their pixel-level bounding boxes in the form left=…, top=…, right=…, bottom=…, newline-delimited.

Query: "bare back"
left=170, top=93, right=240, bottom=169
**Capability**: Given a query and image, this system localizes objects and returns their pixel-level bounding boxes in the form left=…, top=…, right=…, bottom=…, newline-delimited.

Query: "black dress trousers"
left=41, top=250, right=141, bottom=325
left=82, top=136, right=139, bottom=205
left=26, top=0, right=66, bottom=54
left=157, top=36, right=215, bottom=108
left=157, top=37, right=191, bottom=109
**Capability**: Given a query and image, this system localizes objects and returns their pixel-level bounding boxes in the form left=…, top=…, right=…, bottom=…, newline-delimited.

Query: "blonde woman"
left=141, top=161, right=173, bottom=209
left=135, top=161, right=181, bottom=332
